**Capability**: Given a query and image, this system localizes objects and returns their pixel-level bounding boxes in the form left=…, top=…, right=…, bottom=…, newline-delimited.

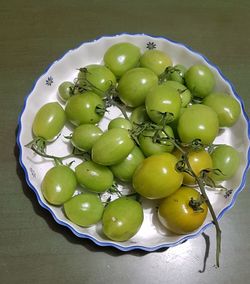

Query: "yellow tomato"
left=132, top=153, right=183, bottom=199
left=158, top=186, right=208, bottom=234
left=173, top=149, right=213, bottom=185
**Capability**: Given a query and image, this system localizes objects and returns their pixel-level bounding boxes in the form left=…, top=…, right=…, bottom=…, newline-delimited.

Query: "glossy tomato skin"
left=65, top=92, right=104, bottom=126
left=58, top=81, right=74, bottom=102
left=163, top=80, right=192, bottom=107
left=108, top=117, right=132, bottom=130
left=177, top=104, right=219, bottom=146
left=102, top=197, right=144, bottom=241
left=138, top=125, right=175, bottom=157
left=210, top=145, right=240, bottom=181
left=41, top=165, right=77, bottom=205
left=174, top=149, right=213, bottom=185
left=91, top=128, right=135, bottom=166
left=104, top=42, right=141, bottom=77
left=145, top=84, right=182, bottom=125
left=117, top=67, right=158, bottom=107
left=110, top=146, right=145, bottom=182
left=71, top=124, right=103, bottom=152
left=75, top=160, right=114, bottom=193
left=32, top=102, right=66, bottom=141
left=78, top=64, right=116, bottom=97
left=140, top=49, right=172, bottom=76
left=133, top=153, right=183, bottom=199
left=158, top=186, right=208, bottom=234
left=203, top=92, right=241, bottom=127
left=64, top=193, right=104, bottom=227
left=185, top=64, right=215, bottom=98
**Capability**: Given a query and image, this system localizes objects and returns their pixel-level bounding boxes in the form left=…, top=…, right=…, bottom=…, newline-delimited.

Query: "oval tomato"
left=102, top=197, right=144, bottom=241
left=32, top=102, right=66, bottom=141
left=91, top=128, right=135, bottom=166
left=177, top=104, right=219, bottom=146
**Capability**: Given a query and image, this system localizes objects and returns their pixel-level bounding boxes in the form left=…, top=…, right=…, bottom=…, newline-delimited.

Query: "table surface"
left=1, top=1, right=250, bottom=283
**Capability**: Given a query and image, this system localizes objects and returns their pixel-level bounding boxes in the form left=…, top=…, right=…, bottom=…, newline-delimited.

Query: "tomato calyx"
left=25, top=136, right=47, bottom=153
left=189, top=197, right=205, bottom=213
left=158, top=66, right=185, bottom=84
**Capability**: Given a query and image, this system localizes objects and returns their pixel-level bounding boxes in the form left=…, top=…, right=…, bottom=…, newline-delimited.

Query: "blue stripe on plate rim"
left=16, top=32, right=250, bottom=252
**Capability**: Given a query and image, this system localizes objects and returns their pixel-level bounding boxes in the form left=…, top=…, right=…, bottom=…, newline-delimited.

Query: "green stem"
left=161, top=125, right=221, bottom=267
left=196, top=177, right=221, bottom=267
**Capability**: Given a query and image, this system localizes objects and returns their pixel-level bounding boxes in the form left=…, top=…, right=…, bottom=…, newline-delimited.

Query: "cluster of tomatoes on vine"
left=28, top=41, right=241, bottom=266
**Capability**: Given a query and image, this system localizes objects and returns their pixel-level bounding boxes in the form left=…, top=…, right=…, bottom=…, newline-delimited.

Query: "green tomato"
left=71, top=124, right=103, bottom=151
left=65, top=92, right=104, bottom=126
left=32, top=102, right=66, bottom=141
left=203, top=92, right=241, bottom=127
left=117, top=67, right=158, bottom=107
left=41, top=165, right=77, bottom=205
left=102, top=197, right=144, bottom=241
left=130, top=105, right=150, bottom=126
left=145, top=84, right=182, bottom=124
left=140, top=49, right=172, bottom=76
left=108, top=117, right=132, bottom=130
left=64, top=193, right=104, bottom=227
left=92, top=128, right=135, bottom=166
left=75, top=160, right=114, bottom=193
left=138, top=125, right=175, bottom=157
left=110, top=146, right=145, bottom=182
left=210, top=145, right=240, bottom=181
left=58, top=81, right=74, bottom=102
left=168, top=64, right=187, bottom=84
left=78, top=64, right=116, bottom=97
left=104, top=42, right=141, bottom=77
left=163, top=80, right=192, bottom=107
left=185, top=64, right=215, bottom=98
left=133, top=153, right=183, bottom=199
left=177, top=104, right=219, bottom=146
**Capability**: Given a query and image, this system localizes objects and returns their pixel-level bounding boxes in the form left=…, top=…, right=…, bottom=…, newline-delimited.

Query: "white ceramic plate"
left=17, top=33, right=250, bottom=251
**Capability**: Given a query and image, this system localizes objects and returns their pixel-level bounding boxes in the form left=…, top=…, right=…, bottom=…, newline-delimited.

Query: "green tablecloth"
left=1, top=1, right=249, bottom=283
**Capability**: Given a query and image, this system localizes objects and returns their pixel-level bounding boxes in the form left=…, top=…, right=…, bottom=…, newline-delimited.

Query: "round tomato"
left=71, top=124, right=103, bottom=151
left=117, top=67, right=158, bottom=107
left=177, top=104, right=219, bottom=146
left=78, top=64, right=116, bottom=97
left=138, top=125, right=175, bottom=157
left=65, top=92, right=104, bottom=126
left=140, top=49, right=172, bottom=76
left=145, top=84, right=182, bottom=125
left=210, top=144, right=240, bottom=181
left=158, top=186, right=208, bottom=234
left=102, top=197, right=144, bottom=241
left=41, top=165, right=77, bottom=205
left=174, top=149, right=213, bottom=185
left=104, top=42, right=141, bottom=77
left=185, top=64, right=215, bottom=98
left=132, top=153, right=183, bottom=199
left=64, top=193, right=104, bottom=227
left=203, top=92, right=241, bottom=127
